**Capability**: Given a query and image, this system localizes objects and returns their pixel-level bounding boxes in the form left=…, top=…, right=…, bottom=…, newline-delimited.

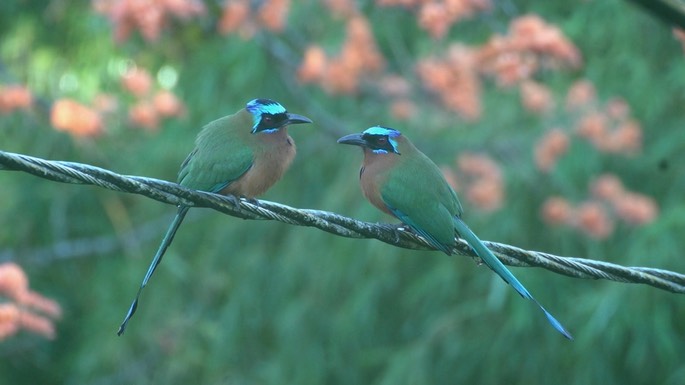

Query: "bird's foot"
left=241, top=196, right=261, bottom=206
left=377, top=223, right=406, bottom=244
left=226, top=194, right=241, bottom=210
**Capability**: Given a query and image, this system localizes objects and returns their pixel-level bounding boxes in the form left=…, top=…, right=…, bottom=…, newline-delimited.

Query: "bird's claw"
left=226, top=194, right=241, bottom=210
left=241, top=196, right=260, bottom=206
left=378, top=223, right=407, bottom=244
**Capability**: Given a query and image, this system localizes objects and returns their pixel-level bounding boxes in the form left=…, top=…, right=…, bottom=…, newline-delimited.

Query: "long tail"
left=117, top=206, right=190, bottom=335
left=453, top=217, right=573, bottom=340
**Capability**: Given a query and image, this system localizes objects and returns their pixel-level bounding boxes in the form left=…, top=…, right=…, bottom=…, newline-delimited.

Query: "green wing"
left=380, top=152, right=462, bottom=254
left=177, top=115, right=254, bottom=193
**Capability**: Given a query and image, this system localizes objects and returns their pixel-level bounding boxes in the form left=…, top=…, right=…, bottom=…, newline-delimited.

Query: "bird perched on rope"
left=337, top=126, right=572, bottom=339
left=117, top=98, right=312, bottom=335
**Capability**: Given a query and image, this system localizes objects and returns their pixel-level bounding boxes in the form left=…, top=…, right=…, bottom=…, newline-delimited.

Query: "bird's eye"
left=377, top=137, right=388, bottom=145
left=262, top=116, right=273, bottom=123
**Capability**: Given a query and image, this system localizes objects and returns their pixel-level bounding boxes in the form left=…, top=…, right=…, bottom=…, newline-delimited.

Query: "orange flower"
left=457, top=152, right=502, bottom=180
left=416, top=45, right=482, bottom=120
left=257, top=0, right=290, bottom=32
left=520, top=80, right=554, bottom=114
left=511, top=14, right=581, bottom=67
left=575, top=112, right=607, bottom=144
left=218, top=0, right=251, bottom=35
left=605, top=98, right=630, bottom=120
left=322, top=59, right=360, bottom=94
left=0, top=303, right=20, bottom=340
left=298, top=45, right=328, bottom=83
left=164, top=0, right=206, bottom=19
left=390, top=98, right=417, bottom=120
left=489, top=53, right=537, bottom=87
left=94, top=0, right=206, bottom=43
left=466, top=178, right=503, bottom=212
left=306, top=16, right=384, bottom=95
left=0, top=262, right=28, bottom=300
left=416, top=58, right=453, bottom=93
left=19, top=311, right=56, bottom=340
left=0, top=262, right=61, bottom=341
left=612, top=192, right=658, bottom=225
left=456, top=153, right=504, bottom=212
left=534, top=128, right=569, bottom=172
left=16, top=290, right=63, bottom=319
left=611, top=120, right=642, bottom=154
left=419, top=3, right=452, bottom=39
left=590, top=174, right=624, bottom=201
left=477, top=14, right=580, bottom=86
left=153, top=90, right=185, bottom=117
left=442, top=89, right=482, bottom=121
left=0, top=85, right=33, bottom=113
left=381, top=0, right=490, bottom=38
left=541, top=196, right=573, bottom=225
left=343, top=16, right=385, bottom=72
left=575, top=201, right=614, bottom=239
left=129, top=101, right=160, bottom=130
left=121, top=67, right=153, bottom=97
left=50, top=99, right=103, bottom=138
left=376, top=0, right=416, bottom=5
left=566, top=79, right=595, bottom=110
left=325, top=0, right=358, bottom=18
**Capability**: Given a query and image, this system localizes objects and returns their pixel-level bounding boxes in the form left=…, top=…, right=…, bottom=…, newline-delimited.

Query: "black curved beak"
left=285, top=113, right=313, bottom=126
left=337, top=133, right=367, bottom=147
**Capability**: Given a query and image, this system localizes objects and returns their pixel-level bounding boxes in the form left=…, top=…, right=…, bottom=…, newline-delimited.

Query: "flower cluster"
left=122, top=66, right=186, bottom=131
left=298, top=15, right=385, bottom=94
left=377, top=0, right=492, bottom=39
left=520, top=80, right=554, bottom=115
left=0, top=262, right=62, bottom=341
left=51, top=99, right=104, bottom=138
left=0, top=84, right=33, bottom=114
left=416, top=44, right=482, bottom=120
left=541, top=174, right=658, bottom=239
left=533, top=79, right=643, bottom=172
left=48, top=64, right=185, bottom=137
left=534, top=128, right=569, bottom=172
left=415, top=15, right=579, bottom=120
left=568, top=81, right=641, bottom=155
left=93, top=0, right=206, bottom=43
left=478, top=14, right=581, bottom=87
left=442, top=152, right=504, bottom=212
left=219, top=0, right=291, bottom=37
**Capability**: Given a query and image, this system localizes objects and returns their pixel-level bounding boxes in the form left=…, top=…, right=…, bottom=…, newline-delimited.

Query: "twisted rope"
left=2, top=150, right=684, bottom=294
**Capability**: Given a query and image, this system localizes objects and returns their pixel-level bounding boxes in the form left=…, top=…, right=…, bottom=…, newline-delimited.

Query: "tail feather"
left=117, top=206, right=190, bottom=335
left=453, top=217, right=572, bottom=340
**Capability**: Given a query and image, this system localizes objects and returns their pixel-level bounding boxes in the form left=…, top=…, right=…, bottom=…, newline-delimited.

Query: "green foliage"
left=1, top=1, right=684, bottom=384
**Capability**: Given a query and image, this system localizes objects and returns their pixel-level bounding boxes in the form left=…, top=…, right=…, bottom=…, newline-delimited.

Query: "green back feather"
left=178, top=111, right=255, bottom=192
left=379, top=142, right=463, bottom=253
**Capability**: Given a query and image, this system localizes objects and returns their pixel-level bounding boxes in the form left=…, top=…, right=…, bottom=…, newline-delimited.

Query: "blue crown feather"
left=363, top=126, right=402, bottom=137
left=246, top=98, right=286, bottom=116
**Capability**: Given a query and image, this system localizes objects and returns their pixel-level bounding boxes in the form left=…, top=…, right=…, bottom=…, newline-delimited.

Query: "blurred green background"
left=1, top=0, right=684, bottom=384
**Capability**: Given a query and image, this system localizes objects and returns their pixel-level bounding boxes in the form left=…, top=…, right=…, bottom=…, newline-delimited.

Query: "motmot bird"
left=338, top=126, right=572, bottom=339
left=117, top=98, right=312, bottom=335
